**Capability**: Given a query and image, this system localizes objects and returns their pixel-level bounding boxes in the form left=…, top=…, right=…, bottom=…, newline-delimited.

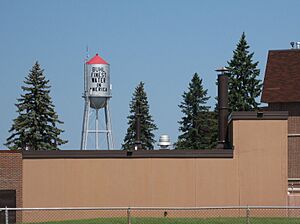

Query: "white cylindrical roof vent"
left=158, top=134, right=171, bottom=149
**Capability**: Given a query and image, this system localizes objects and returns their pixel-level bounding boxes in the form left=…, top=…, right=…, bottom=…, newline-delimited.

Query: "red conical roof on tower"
left=86, top=53, right=108, bottom=65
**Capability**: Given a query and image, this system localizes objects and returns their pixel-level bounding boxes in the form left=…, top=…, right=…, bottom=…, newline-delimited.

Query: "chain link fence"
left=1, top=206, right=300, bottom=224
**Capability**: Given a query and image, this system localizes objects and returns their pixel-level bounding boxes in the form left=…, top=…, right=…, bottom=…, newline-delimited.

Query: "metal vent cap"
left=158, top=135, right=171, bottom=149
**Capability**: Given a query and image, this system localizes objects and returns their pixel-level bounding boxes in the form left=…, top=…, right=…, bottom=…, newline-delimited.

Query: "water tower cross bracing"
left=80, top=53, right=114, bottom=150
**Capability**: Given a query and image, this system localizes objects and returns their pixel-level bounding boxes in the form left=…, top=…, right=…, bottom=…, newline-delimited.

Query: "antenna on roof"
left=85, top=45, right=90, bottom=61
left=290, top=42, right=295, bottom=49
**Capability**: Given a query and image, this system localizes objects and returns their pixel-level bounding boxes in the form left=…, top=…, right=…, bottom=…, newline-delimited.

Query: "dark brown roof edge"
left=268, top=49, right=300, bottom=52
left=0, top=150, right=22, bottom=154
left=262, top=99, right=300, bottom=103
left=228, top=111, right=288, bottom=123
left=22, top=149, right=233, bottom=159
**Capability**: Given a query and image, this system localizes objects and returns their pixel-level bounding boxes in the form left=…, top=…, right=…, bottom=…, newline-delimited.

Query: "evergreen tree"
left=122, top=82, right=157, bottom=150
left=5, top=62, right=67, bottom=150
left=176, top=73, right=214, bottom=149
left=208, top=107, right=218, bottom=148
left=227, top=32, right=262, bottom=112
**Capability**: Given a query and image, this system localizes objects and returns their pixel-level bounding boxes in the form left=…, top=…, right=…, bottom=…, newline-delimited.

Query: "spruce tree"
left=207, top=108, right=218, bottom=148
left=5, top=62, right=67, bottom=150
left=176, top=73, right=214, bottom=149
left=122, top=82, right=157, bottom=150
left=227, top=32, right=262, bottom=112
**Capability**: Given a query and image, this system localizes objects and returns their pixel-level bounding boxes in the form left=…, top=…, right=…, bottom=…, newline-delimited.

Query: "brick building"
left=0, top=151, right=22, bottom=223
left=0, top=47, right=299, bottom=223
left=261, top=49, right=300, bottom=179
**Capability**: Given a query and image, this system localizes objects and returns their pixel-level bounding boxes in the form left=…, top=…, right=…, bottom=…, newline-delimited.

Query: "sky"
left=1, top=0, right=300, bottom=150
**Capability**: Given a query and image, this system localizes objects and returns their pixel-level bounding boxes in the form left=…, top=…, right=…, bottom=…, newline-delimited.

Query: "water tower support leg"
left=84, top=105, right=91, bottom=149
left=104, top=101, right=114, bottom=150
left=95, top=109, right=99, bottom=150
left=81, top=99, right=90, bottom=150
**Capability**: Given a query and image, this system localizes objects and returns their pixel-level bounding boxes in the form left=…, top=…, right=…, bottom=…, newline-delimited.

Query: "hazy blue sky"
left=1, top=0, right=300, bottom=149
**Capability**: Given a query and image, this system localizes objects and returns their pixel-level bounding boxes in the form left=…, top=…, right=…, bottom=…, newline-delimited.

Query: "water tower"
left=80, top=53, right=114, bottom=150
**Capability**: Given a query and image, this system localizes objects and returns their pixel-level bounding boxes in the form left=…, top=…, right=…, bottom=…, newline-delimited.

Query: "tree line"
left=122, top=32, right=262, bottom=150
left=5, top=32, right=262, bottom=150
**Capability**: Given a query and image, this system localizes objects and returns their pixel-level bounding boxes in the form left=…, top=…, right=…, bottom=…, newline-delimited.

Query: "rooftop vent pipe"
left=158, top=135, right=171, bottom=149
left=135, top=105, right=142, bottom=150
left=215, top=67, right=229, bottom=149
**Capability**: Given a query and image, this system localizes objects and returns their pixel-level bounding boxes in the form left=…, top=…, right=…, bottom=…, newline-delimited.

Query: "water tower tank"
left=86, top=54, right=111, bottom=109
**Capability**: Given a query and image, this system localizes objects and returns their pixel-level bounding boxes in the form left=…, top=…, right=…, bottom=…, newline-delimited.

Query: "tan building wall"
left=233, top=119, right=287, bottom=206
left=22, top=118, right=288, bottom=209
left=266, top=102, right=300, bottom=178
left=23, top=158, right=237, bottom=208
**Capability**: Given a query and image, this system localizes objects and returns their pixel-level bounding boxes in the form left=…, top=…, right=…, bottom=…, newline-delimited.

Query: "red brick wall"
left=0, top=151, right=22, bottom=222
